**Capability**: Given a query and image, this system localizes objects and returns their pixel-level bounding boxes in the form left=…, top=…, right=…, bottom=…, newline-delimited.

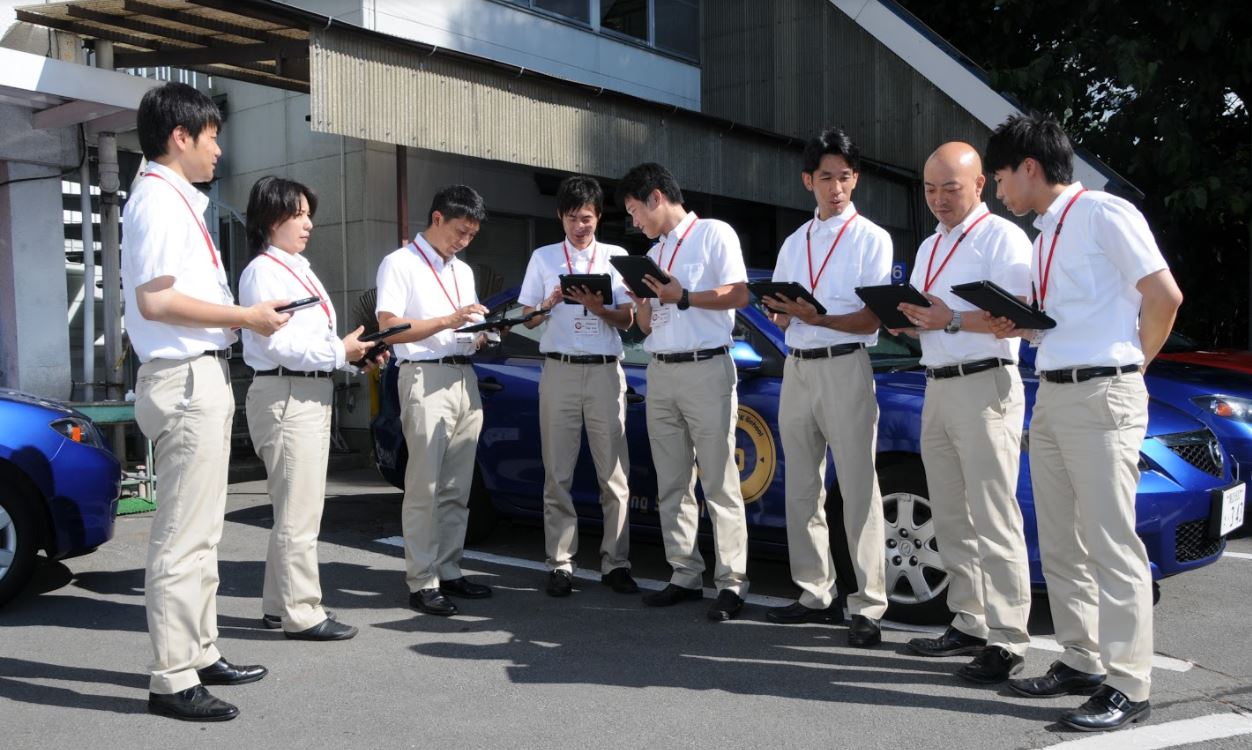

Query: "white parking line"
left=1224, top=550, right=1252, bottom=561
left=1044, top=711, right=1252, bottom=749
left=373, top=537, right=1191, bottom=671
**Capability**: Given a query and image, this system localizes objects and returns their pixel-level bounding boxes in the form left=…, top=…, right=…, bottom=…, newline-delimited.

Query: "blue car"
left=0, top=389, right=122, bottom=607
left=372, top=275, right=1234, bottom=623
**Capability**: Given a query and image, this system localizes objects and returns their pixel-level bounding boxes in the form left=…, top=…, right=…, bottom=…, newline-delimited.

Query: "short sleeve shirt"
left=517, top=239, right=629, bottom=356
left=239, top=247, right=346, bottom=372
left=375, top=234, right=480, bottom=360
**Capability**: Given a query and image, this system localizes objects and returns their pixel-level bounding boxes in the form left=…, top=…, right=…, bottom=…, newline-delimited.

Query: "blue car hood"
left=0, top=388, right=75, bottom=417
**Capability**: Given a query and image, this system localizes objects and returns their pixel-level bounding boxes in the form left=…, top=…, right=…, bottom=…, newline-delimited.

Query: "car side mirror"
left=731, top=340, right=763, bottom=372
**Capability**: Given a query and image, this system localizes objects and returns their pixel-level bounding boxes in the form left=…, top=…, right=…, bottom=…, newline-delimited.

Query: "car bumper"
left=45, top=441, right=121, bottom=559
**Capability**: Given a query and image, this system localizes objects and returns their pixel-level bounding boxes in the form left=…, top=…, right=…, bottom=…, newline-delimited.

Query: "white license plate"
left=1218, top=483, right=1247, bottom=537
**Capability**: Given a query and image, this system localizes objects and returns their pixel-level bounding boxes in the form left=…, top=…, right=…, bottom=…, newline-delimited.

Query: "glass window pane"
left=654, top=0, right=698, bottom=58
left=535, top=0, right=590, bottom=23
left=600, top=0, right=648, bottom=41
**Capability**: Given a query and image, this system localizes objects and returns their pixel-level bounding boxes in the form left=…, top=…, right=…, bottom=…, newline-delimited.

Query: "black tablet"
left=608, top=255, right=671, bottom=298
left=275, top=296, right=322, bottom=314
left=456, top=310, right=544, bottom=334
left=559, top=273, right=613, bottom=305
left=950, top=280, right=1057, bottom=330
left=854, top=284, right=930, bottom=330
left=360, top=323, right=411, bottom=342
left=748, top=281, right=828, bottom=316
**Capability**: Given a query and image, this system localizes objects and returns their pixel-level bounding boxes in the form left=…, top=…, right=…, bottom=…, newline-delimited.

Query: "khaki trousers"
left=398, top=362, right=484, bottom=592
left=539, top=358, right=631, bottom=574
left=645, top=355, right=749, bottom=595
left=921, top=366, right=1031, bottom=655
left=134, top=355, right=233, bottom=694
left=245, top=375, right=333, bottom=632
left=778, top=349, right=887, bottom=619
left=1030, top=372, right=1153, bottom=701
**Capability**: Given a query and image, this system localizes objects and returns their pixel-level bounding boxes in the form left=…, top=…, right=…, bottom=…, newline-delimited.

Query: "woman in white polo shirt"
left=239, top=176, right=375, bottom=641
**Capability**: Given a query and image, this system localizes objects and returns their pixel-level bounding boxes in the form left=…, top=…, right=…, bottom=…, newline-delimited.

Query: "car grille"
left=1175, top=519, right=1224, bottom=563
left=1157, top=429, right=1224, bottom=478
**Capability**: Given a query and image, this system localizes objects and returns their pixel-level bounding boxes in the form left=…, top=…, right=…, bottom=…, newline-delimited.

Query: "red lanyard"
left=659, top=215, right=699, bottom=272
left=562, top=240, right=597, bottom=274
left=923, top=211, right=992, bottom=292
left=413, top=240, right=462, bottom=311
left=259, top=251, right=332, bottom=326
left=144, top=172, right=219, bottom=269
left=1036, top=189, right=1088, bottom=309
left=806, top=212, right=858, bottom=290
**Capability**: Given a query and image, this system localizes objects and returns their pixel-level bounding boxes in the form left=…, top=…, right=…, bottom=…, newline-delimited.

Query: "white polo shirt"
left=1031, top=183, right=1169, bottom=371
left=239, top=247, right=345, bottom=372
left=120, top=162, right=236, bottom=362
left=375, top=233, right=480, bottom=361
left=909, top=203, right=1032, bottom=367
left=643, top=212, right=748, bottom=354
left=517, top=239, right=629, bottom=357
left=772, top=204, right=893, bottom=349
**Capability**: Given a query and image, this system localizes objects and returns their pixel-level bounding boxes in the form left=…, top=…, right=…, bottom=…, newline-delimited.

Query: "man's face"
left=993, top=162, right=1034, bottom=217
left=623, top=192, right=663, bottom=240
left=561, top=203, right=599, bottom=246
left=924, top=159, right=984, bottom=230
left=429, top=212, right=481, bottom=256
left=183, top=124, right=220, bottom=184
left=802, top=153, right=859, bottom=219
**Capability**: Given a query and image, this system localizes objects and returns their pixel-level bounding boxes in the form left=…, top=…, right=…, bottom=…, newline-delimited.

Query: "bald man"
left=894, top=142, right=1034, bottom=683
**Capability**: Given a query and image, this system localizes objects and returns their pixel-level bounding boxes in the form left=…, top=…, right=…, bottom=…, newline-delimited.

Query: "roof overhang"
left=0, top=44, right=159, bottom=133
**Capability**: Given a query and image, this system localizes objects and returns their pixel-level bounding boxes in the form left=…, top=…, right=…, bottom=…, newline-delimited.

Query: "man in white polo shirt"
left=616, top=162, right=751, bottom=621
left=518, top=176, right=638, bottom=598
left=893, top=142, right=1033, bottom=683
left=376, top=185, right=491, bottom=618
left=123, top=82, right=290, bottom=722
left=986, top=114, right=1182, bottom=732
left=760, top=127, right=891, bottom=648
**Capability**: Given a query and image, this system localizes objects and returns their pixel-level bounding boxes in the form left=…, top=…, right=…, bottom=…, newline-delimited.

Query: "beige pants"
left=134, top=355, right=234, bottom=694
left=778, top=349, right=887, bottom=619
left=539, top=358, right=631, bottom=574
left=645, top=355, right=749, bottom=594
left=1031, top=372, right=1153, bottom=701
left=921, top=365, right=1031, bottom=655
left=246, top=375, right=333, bottom=632
left=398, top=362, right=484, bottom=592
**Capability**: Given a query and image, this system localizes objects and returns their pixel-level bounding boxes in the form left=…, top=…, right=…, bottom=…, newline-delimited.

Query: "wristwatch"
left=677, top=288, right=691, bottom=311
left=943, top=310, right=962, bottom=334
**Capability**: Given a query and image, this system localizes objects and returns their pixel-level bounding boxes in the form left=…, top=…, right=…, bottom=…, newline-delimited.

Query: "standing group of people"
left=123, top=79, right=1180, bottom=735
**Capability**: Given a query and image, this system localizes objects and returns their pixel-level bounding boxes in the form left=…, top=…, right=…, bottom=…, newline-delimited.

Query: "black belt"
left=253, top=367, right=333, bottom=379
left=790, top=343, right=865, bottom=360
left=926, top=357, right=1013, bottom=380
left=652, top=346, right=729, bottom=364
left=201, top=348, right=233, bottom=360
left=546, top=353, right=617, bottom=365
left=403, top=356, right=473, bottom=365
left=1039, top=364, right=1140, bottom=383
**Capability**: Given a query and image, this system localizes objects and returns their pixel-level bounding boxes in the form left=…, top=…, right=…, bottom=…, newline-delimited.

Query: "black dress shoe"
left=439, top=577, right=492, bottom=599
left=148, top=685, right=239, bottom=722
left=546, top=570, right=573, bottom=597
left=601, top=567, right=640, bottom=594
left=847, top=615, right=882, bottom=647
left=285, top=618, right=358, bottom=641
left=410, top=588, right=458, bottom=616
left=1060, top=686, right=1150, bottom=732
left=195, top=658, right=268, bottom=686
left=262, top=610, right=337, bottom=629
left=642, top=583, right=703, bottom=607
left=1009, top=660, right=1105, bottom=698
left=907, top=626, right=987, bottom=657
left=707, top=590, right=745, bottom=621
left=957, top=646, right=1024, bottom=684
left=766, top=600, right=845, bottom=625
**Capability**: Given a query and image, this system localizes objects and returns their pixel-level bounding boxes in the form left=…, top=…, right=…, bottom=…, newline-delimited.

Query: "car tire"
left=877, top=455, right=951, bottom=625
left=464, top=467, right=498, bottom=545
left=0, top=489, right=40, bottom=608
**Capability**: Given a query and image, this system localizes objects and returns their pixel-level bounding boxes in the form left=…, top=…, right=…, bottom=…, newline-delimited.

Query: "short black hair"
left=615, top=162, right=683, bottom=207
left=802, top=127, right=861, bottom=174
left=136, top=82, right=222, bottom=161
left=245, top=176, right=318, bottom=254
left=984, top=114, right=1075, bottom=185
left=556, top=175, right=604, bottom=217
left=428, top=184, right=487, bottom=224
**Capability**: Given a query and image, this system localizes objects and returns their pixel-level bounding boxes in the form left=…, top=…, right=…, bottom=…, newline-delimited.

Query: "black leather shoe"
left=957, top=646, right=1024, bottom=684
left=410, top=588, right=458, bottom=615
left=642, top=583, right=703, bottom=607
left=195, top=658, right=268, bottom=686
left=766, top=601, right=845, bottom=625
left=1060, top=686, right=1151, bottom=732
left=847, top=615, right=882, bottom=647
left=285, top=618, right=358, bottom=641
left=439, top=577, right=492, bottom=599
left=546, top=570, right=573, bottom=597
left=148, top=685, right=238, bottom=722
left=1009, top=660, right=1105, bottom=698
left=262, top=610, right=336, bottom=629
left=907, top=626, right=987, bottom=657
left=707, top=590, right=745, bottom=621
left=601, top=567, right=640, bottom=594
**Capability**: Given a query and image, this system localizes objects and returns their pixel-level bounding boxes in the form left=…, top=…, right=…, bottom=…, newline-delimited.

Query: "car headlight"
left=49, top=417, right=103, bottom=448
left=1192, top=395, right=1252, bottom=423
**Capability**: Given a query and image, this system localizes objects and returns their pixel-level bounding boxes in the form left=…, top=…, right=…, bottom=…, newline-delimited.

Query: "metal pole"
left=95, top=40, right=122, bottom=406
left=396, top=144, right=408, bottom=245
left=79, top=159, right=94, bottom=401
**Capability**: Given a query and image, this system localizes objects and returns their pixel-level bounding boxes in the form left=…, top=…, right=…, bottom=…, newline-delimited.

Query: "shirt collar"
left=265, top=245, right=308, bottom=269
left=934, top=202, right=990, bottom=237
left=413, top=233, right=452, bottom=269
left=661, top=211, right=697, bottom=242
left=811, top=203, right=857, bottom=233
left=144, top=161, right=209, bottom=213
left=564, top=237, right=596, bottom=254
left=1033, top=182, right=1085, bottom=231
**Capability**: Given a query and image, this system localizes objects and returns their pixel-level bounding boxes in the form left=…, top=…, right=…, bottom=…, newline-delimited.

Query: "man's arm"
left=377, top=305, right=488, bottom=345
left=135, top=276, right=288, bottom=335
left=1137, top=269, right=1183, bottom=365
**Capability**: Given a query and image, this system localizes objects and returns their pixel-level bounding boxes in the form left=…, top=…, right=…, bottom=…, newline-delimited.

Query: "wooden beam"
left=187, top=0, right=306, bottom=30
left=113, top=41, right=306, bottom=69
left=122, top=0, right=295, bottom=44
left=187, top=65, right=309, bottom=93
left=15, top=10, right=190, bottom=53
left=67, top=5, right=219, bottom=47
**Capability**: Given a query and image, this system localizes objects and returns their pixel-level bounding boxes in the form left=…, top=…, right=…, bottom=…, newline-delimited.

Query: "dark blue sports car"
left=373, top=275, right=1236, bottom=623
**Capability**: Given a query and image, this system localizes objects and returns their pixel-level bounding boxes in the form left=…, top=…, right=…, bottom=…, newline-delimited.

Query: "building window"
left=600, top=0, right=647, bottom=41
left=535, top=0, right=590, bottom=24
left=501, top=0, right=698, bottom=62
left=654, top=0, right=698, bottom=59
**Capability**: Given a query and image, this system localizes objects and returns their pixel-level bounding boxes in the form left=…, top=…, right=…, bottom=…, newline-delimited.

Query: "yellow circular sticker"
left=735, top=405, right=776, bottom=504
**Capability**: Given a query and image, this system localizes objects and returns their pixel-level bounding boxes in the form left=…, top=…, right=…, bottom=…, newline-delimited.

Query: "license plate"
left=1212, top=483, right=1247, bottom=537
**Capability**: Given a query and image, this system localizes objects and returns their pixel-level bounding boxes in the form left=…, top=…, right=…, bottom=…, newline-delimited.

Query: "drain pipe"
left=79, top=157, right=95, bottom=401
left=95, top=40, right=123, bottom=408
